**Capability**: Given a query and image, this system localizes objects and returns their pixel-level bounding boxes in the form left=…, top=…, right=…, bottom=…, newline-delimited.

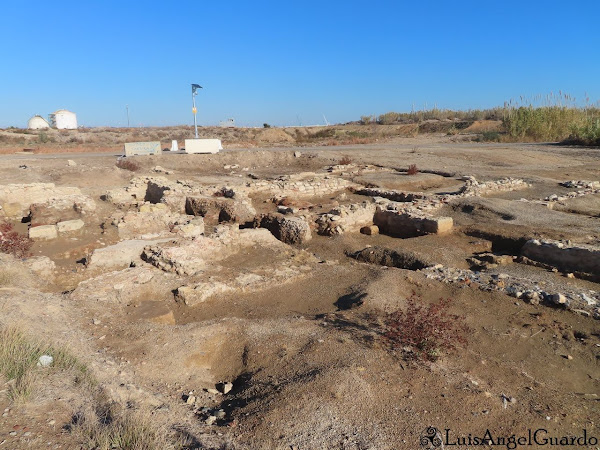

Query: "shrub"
left=378, top=111, right=401, bottom=125
left=407, top=164, right=418, bottom=175
left=116, top=158, right=140, bottom=172
left=338, top=155, right=353, bottom=165
left=263, top=123, right=271, bottom=128
left=383, top=294, right=469, bottom=362
left=360, top=115, right=374, bottom=125
left=478, top=131, right=501, bottom=142
left=38, top=132, right=49, bottom=143
left=0, top=222, right=32, bottom=258
left=567, top=118, right=600, bottom=146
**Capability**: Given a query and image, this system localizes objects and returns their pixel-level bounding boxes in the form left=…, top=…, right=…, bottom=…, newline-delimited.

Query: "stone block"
left=57, top=219, right=84, bottom=233
left=423, top=216, right=453, bottom=234
left=29, top=225, right=58, bottom=240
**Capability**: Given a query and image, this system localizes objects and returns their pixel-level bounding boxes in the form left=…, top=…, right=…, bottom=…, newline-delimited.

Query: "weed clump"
left=338, top=155, right=353, bottom=165
left=116, top=158, right=141, bottom=172
left=383, top=294, right=469, bottom=362
left=407, top=164, right=418, bottom=175
left=0, top=222, right=32, bottom=258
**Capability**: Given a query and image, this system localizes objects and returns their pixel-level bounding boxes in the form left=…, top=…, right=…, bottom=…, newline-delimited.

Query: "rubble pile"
left=423, top=265, right=600, bottom=318
left=315, top=202, right=377, bottom=236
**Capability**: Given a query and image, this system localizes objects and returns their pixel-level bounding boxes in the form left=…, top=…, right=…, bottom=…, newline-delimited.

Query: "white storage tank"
left=49, top=109, right=77, bottom=129
left=27, top=115, right=50, bottom=129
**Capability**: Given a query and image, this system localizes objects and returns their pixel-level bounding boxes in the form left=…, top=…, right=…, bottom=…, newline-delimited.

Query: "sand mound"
left=256, top=128, right=296, bottom=143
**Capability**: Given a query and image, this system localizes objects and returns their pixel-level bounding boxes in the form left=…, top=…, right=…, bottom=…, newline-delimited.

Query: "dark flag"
left=192, top=83, right=202, bottom=94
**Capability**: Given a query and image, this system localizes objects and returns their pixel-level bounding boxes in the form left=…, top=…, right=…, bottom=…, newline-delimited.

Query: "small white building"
left=49, top=109, right=77, bottom=129
left=27, top=115, right=50, bottom=130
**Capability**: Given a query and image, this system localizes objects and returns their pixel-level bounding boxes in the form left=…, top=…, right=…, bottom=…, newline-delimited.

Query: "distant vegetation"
left=363, top=93, right=600, bottom=145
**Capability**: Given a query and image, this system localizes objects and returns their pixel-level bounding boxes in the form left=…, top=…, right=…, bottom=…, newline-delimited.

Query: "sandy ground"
left=0, top=133, right=598, bottom=449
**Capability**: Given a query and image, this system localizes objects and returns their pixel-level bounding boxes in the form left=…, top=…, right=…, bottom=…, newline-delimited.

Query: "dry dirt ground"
left=0, top=132, right=598, bottom=449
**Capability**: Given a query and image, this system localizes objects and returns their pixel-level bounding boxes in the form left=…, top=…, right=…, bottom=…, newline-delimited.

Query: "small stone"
left=206, top=388, right=219, bottom=395
left=294, top=151, right=302, bottom=158
left=37, top=355, right=54, bottom=367
left=186, top=395, right=196, bottom=405
left=215, top=409, right=226, bottom=419
left=566, top=273, right=575, bottom=279
left=205, top=415, right=217, bottom=425
left=67, top=160, right=76, bottom=166
left=565, top=354, right=573, bottom=360
left=550, top=293, right=568, bottom=305
left=523, top=291, right=540, bottom=305
left=92, top=318, right=101, bottom=325
left=218, top=382, right=233, bottom=394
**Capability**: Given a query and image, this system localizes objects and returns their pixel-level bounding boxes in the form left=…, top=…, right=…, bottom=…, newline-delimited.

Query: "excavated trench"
left=348, top=246, right=432, bottom=270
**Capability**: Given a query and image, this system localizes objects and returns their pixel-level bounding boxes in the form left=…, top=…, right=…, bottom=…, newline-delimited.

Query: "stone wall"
left=248, top=173, right=356, bottom=198
left=522, top=239, right=600, bottom=276
left=373, top=208, right=453, bottom=238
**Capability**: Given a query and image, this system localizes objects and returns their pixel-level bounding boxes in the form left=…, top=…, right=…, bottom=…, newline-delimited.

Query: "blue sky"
left=1, top=1, right=599, bottom=128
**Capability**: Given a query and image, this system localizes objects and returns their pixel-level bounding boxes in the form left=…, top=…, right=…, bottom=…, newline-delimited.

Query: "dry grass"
left=338, top=155, right=353, bottom=165
left=407, top=164, right=418, bottom=175
left=0, top=326, right=92, bottom=402
left=73, top=406, right=172, bottom=450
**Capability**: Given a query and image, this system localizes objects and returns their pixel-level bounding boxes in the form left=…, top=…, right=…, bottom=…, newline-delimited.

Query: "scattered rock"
left=37, top=355, right=53, bottom=367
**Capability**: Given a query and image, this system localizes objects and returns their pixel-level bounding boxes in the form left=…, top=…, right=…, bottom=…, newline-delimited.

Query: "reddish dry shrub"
left=0, top=222, right=33, bottom=258
left=338, top=155, right=353, bottom=165
left=383, top=293, right=469, bottom=361
left=116, top=158, right=141, bottom=172
left=407, top=164, right=418, bottom=175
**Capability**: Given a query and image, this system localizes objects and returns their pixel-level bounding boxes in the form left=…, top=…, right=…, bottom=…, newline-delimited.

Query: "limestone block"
left=29, top=225, right=57, bottom=240
left=57, top=219, right=84, bottom=233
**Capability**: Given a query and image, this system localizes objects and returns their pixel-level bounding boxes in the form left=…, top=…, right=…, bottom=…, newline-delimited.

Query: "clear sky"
left=1, top=0, right=599, bottom=128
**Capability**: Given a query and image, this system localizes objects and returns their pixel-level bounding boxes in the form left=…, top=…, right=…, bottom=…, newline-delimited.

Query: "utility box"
left=184, top=139, right=222, bottom=154
left=124, top=141, right=162, bottom=156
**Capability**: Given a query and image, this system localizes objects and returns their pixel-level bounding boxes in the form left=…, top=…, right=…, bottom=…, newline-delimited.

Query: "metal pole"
left=192, top=92, right=198, bottom=139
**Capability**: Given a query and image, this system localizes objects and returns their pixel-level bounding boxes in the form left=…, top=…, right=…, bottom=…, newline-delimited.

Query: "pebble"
left=186, top=395, right=196, bottom=405
left=221, top=382, right=233, bottom=394
left=550, top=293, right=568, bottom=305
left=206, top=388, right=219, bottom=395
left=37, top=355, right=54, bottom=367
left=205, top=415, right=217, bottom=425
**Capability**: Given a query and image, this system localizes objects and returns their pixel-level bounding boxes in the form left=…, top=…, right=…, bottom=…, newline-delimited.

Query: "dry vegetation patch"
left=0, top=326, right=91, bottom=402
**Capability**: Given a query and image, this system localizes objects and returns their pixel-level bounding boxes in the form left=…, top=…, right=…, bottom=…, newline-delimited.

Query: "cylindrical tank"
left=51, top=110, right=78, bottom=129
left=27, top=115, right=50, bottom=129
